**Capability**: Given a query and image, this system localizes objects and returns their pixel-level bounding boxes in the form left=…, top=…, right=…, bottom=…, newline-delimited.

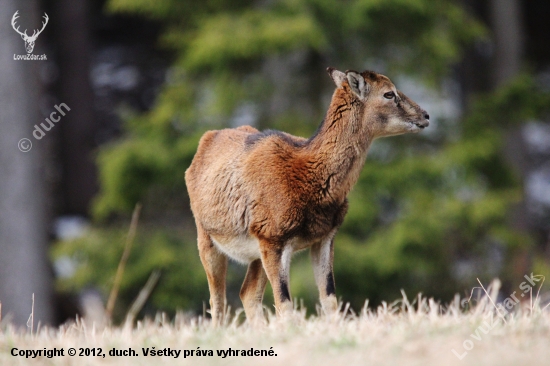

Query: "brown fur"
left=185, top=68, right=429, bottom=324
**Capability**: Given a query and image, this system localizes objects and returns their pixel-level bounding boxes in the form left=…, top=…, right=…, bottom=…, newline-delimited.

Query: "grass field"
left=1, top=282, right=549, bottom=366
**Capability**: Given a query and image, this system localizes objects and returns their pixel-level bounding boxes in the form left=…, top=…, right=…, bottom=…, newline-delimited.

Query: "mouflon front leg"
left=259, top=240, right=293, bottom=317
left=196, top=224, right=228, bottom=326
left=240, top=258, right=268, bottom=324
left=310, top=235, right=338, bottom=315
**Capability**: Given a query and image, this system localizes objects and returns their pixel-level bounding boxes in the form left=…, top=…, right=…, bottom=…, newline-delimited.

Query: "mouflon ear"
left=327, top=67, right=347, bottom=88
left=346, top=71, right=369, bottom=100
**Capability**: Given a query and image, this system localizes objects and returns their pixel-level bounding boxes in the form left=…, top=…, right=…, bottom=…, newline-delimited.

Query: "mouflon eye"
left=383, top=91, right=395, bottom=99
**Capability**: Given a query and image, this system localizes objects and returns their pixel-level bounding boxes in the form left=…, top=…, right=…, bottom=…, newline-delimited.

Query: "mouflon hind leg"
left=310, top=236, right=338, bottom=315
left=197, top=224, right=228, bottom=326
left=239, top=258, right=268, bottom=324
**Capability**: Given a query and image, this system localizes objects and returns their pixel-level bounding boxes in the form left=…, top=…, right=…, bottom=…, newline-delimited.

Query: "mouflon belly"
left=210, top=234, right=316, bottom=264
left=210, top=235, right=262, bottom=264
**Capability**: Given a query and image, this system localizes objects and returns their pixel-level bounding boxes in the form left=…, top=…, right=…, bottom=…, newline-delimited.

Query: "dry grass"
left=1, top=285, right=550, bottom=366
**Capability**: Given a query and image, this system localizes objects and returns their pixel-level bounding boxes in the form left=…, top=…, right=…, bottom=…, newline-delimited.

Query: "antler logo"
left=11, top=11, right=49, bottom=54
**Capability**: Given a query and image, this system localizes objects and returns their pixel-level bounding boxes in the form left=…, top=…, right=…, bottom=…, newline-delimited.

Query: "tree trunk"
left=489, top=0, right=531, bottom=282
left=490, top=0, right=524, bottom=87
left=53, top=0, right=97, bottom=215
left=0, top=0, right=54, bottom=326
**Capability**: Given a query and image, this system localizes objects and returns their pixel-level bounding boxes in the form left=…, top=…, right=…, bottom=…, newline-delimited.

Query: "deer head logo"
left=11, top=11, right=49, bottom=54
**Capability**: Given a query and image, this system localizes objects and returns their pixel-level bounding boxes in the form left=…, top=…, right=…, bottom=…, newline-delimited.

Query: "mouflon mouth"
left=413, top=120, right=429, bottom=129
left=409, top=120, right=428, bottom=132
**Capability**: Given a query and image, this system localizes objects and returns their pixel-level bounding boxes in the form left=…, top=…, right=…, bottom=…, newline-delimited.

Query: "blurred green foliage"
left=51, top=0, right=550, bottom=319
left=52, top=228, right=210, bottom=317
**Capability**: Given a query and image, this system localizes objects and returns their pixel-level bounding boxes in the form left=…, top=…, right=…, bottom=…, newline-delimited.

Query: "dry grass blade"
left=26, top=293, right=34, bottom=335
left=106, top=203, right=142, bottom=320
left=532, top=275, right=546, bottom=312
left=476, top=278, right=507, bottom=324
left=125, top=270, right=161, bottom=327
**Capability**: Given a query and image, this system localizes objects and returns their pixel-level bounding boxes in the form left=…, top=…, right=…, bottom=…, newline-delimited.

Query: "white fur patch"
left=211, top=235, right=261, bottom=264
left=280, top=245, right=293, bottom=276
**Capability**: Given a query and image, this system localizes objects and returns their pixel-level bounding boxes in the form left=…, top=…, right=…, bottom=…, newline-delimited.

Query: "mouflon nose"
left=417, top=120, right=429, bottom=128
left=417, top=111, right=430, bottom=128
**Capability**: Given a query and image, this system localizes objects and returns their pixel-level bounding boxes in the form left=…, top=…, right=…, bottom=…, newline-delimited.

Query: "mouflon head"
left=327, top=67, right=429, bottom=138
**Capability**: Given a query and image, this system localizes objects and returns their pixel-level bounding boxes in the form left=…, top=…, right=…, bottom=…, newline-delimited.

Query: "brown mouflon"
left=185, top=68, right=429, bottom=325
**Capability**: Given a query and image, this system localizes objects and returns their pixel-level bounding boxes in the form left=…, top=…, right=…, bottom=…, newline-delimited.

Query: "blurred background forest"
left=1, top=0, right=550, bottom=326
